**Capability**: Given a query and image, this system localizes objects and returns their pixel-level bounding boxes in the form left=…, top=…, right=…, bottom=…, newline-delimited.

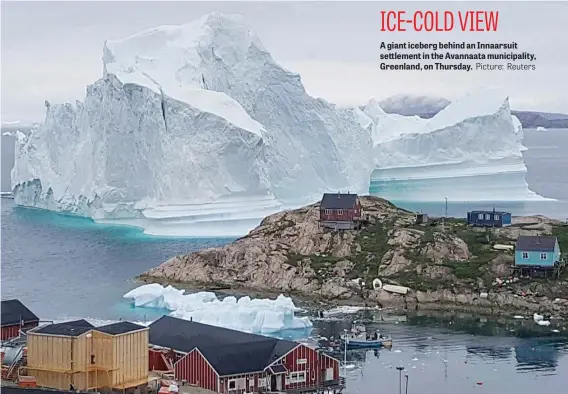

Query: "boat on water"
left=340, top=324, right=392, bottom=349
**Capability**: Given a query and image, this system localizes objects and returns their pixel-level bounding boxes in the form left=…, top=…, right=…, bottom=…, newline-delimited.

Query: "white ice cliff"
left=123, top=283, right=312, bottom=335
left=360, top=91, right=547, bottom=202
left=11, top=13, right=546, bottom=237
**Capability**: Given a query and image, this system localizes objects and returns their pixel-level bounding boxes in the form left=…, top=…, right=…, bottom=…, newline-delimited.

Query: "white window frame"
left=248, top=379, right=255, bottom=390
left=494, top=214, right=500, bottom=220
left=337, top=209, right=344, bottom=215
left=258, top=378, right=268, bottom=388
left=296, top=358, right=307, bottom=365
left=485, top=214, right=491, bottom=220
left=540, top=252, right=547, bottom=260
left=477, top=213, right=483, bottom=220
left=288, top=371, right=307, bottom=384
left=522, top=252, right=529, bottom=259
left=324, top=209, right=331, bottom=215
left=228, top=380, right=237, bottom=390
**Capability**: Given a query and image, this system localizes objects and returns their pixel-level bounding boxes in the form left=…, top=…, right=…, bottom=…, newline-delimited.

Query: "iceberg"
left=123, top=283, right=313, bottom=334
left=11, top=13, right=546, bottom=236
left=361, top=91, right=549, bottom=202
left=11, top=13, right=372, bottom=236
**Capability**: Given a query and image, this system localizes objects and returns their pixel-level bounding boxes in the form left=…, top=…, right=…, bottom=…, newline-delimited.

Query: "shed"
left=26, top=320, right=149, bottom=392
left=319, top=193, right=362, bottom=230
left=467, top=209, right=511, bottom=227
left=148, top=316, right=343, bottom=394
left=415, top=213, right=428, bottom=224
left=514, top=236, right=561, bottom=268
left=1, top=299, right=40, bottom=340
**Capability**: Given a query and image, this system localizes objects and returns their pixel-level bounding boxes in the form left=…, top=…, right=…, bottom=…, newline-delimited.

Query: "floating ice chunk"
left=123, top=283, right=312, bottom=334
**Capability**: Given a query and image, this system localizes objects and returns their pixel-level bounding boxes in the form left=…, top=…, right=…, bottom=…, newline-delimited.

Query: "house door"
left=271, top=375, right=277, bottom=391
left=324, top=367, right=334, bottom=381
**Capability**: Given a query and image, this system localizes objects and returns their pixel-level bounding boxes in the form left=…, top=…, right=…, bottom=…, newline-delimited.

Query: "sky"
left=1, top=1, right=567, bottom=122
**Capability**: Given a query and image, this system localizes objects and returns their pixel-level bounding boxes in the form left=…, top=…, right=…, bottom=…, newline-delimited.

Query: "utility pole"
left=396, top=367, right=404, bottom=394
left=445, top=197, right=448, bottom=219
left=405, top=374, right=409, bottom=394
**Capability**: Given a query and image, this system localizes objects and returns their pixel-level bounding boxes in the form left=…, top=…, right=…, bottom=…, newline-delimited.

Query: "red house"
left=148, top=316, right=344, bottom=394
left=319, top=193, right=362, bottom=230
left=1, top=299, right=39, bottom=340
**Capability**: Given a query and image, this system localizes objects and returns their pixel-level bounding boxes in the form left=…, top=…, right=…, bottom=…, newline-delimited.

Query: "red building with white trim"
left=148, top=316, right=344, bottom=394
left=1, top=299, right=39, bottom=341
left=319, top=193, right=362, bottom=230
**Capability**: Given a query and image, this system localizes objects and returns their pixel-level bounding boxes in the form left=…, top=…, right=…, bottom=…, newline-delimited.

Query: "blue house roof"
left=515, top=236, right=557, bottom=252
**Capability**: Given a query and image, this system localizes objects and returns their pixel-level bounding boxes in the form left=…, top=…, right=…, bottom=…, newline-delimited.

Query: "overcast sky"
left=2, top=1, right=567, bottom=122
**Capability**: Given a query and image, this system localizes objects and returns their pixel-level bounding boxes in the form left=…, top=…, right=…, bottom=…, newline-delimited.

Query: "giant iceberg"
left=11, top=13, right=545, bottom=237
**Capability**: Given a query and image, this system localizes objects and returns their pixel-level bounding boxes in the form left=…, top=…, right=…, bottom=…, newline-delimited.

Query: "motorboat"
left=340, top=324, right=392, bottom=349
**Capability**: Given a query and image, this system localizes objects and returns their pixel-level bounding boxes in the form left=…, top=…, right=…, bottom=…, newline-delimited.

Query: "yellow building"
left=26, top=319, right=149, bottom=392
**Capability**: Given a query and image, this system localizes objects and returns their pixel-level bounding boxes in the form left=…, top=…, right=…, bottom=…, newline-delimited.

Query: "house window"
left=541, top=252, right=547, bottom=260
left=485, top=214, right=490, bottom=220
left=477, top=213, right=483, bottom=220
left=258, top=378, right=268, bottom=388
left=494, top=214, right=500, bottom=220
left=338, top=209, right=344, bottom=215
left=248, top=379, right=255, bottom=390
left=324, top=209, right=331, bottom=215
left=522, top=252, right=529, bottom=259
left=228, top=380, right=236, bottom=390
left=288, top=371, right=307, bottom=384
left=296, top=358, right=307, bottom=365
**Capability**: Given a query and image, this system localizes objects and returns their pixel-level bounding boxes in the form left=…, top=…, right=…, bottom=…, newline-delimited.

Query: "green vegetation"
left=350, top=220, right=393, bottom=280
left=552, top=223, right=568, bottom=280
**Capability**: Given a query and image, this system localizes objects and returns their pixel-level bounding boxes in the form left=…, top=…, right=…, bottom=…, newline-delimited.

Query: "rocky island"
left=140, top=196, right=568, bottom=316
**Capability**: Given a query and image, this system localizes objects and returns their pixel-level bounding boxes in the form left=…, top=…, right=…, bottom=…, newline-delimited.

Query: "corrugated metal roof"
left=515, top=236, right=557, bottom=252
left=320, top=193, right=358, bottom=209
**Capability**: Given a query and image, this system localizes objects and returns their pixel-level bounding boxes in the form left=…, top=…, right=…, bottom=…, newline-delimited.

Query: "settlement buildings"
left=466, top=209, right=512, bottom=227
left=514, top=235, right=563, bottom=278
left=26, top=319, right=149, bottom=392
left=148, top=316, right=343, bottom=394
left=319, top=193, right=362, bottom=230
left=1, top=299, right=39, bottom=341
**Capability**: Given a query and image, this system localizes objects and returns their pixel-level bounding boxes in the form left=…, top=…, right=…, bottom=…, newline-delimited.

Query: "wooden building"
left=26, top=319, right=149, bottom=392
left=467, top=209, right=511, bottom=227
left=319, top=193, right=362, bottom=230
left=514, top=235, right=563, bottom=278
left=1, top=299, right=40, bottom=340
left=148, top=316, right=343, bottom=394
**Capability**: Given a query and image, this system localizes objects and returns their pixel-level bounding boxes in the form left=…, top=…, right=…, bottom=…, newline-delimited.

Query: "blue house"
left=467, top=209, right=511, bottom=227
left=514, top=236, right=561, bottom=270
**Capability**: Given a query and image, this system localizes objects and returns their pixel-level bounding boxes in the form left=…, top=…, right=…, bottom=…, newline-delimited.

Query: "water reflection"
left=312, top=311, right=568, bottom=394
left=515, top=339, right=563, bottom=374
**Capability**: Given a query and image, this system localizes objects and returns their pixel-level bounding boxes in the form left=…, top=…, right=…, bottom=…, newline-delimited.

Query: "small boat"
left=340, top=324, right=392, bottom=349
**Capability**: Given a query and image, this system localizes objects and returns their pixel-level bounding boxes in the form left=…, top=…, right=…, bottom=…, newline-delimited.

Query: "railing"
left=262, top=377, right=346, bottom=394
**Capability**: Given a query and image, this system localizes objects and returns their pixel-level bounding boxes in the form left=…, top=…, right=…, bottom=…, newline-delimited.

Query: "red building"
left=1, top=299, right=39, bottom=340
left=148, top=316, right=344, bottom=394
left=319, top=193, right=362, bottom=230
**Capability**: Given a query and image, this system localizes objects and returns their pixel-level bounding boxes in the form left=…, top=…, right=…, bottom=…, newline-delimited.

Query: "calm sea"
left=1, top=128, right=568, bottom=393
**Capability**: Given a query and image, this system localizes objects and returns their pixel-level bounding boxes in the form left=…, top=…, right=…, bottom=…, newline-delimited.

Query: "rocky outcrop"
left=142, top=196, right=568, bottom=315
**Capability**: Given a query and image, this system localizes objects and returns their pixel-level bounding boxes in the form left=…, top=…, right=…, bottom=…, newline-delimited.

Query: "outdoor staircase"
left=2, top=347, right=26, bottom=381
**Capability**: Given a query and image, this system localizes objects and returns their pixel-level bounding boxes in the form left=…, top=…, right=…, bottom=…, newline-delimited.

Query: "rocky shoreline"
left=140, top=196, right=568, bottom=317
